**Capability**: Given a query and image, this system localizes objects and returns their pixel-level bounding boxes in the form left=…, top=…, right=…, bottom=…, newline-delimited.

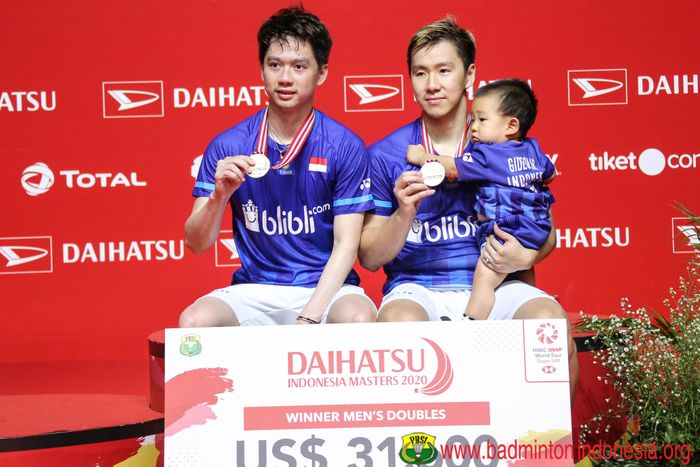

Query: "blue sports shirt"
left=193, top=108, right=373, bottom=287
left=456, top=138, right=555, bottom=249
left=369, top=119, right=481, bottom=294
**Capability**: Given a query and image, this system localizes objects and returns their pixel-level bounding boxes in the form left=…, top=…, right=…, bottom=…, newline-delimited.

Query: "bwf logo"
left=672, top=218, right=700, bottom=254
left=102, top=81, right=164, bottom=118
left=568, top=69, right=628, bottom=106
left=344, top=75, right=404, bottom=112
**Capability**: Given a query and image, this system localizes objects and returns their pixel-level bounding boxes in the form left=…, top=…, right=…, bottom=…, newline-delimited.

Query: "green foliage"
left=576, top=203, right=699, bottom=466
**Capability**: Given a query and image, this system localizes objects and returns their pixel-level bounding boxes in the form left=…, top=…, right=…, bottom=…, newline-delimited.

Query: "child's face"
left=470, top=94, right=512, bottom=144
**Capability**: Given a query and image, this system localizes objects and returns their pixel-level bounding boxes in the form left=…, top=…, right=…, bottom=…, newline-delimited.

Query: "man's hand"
left=213, top=156, right=256, bottom=200
left=481, top=223, right=538, bottom=274
left=393, top=171, right=435, bottom=219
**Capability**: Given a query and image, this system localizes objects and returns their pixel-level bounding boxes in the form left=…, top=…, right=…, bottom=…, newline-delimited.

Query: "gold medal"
left=248, top=153, right=270, bottom=178
left=420, top=160, right=445, bottom=187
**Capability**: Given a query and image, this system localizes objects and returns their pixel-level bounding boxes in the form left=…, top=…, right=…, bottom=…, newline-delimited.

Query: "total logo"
left=102, top=81, right=266, bottom=118
left=242, top=200, right=330, bottom=236
left=672, top=217, right=699, bottom=254
left=344, top=75, right=404, bottom=112
left=568, top=68, right=698, bottom=106
left=21, top=162, right=147, bottom=196
left=0, top=236, right=185, bottom=274
left=588, top=148, right=699, bottom=176
left=406, top=216, right=478, bottom=244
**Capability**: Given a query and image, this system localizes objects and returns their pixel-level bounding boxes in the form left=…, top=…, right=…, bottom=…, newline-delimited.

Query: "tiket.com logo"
left=0, top=236, right=53, bottom=275
left=589, top=148, right=699, bottom=176
left=406, top=215, right=478, bottom=244
left=400, top=432, right=438, bottom=465
left=344, top=75, right=404, bottom=112
left=102, top=81, right=164, bottom=118
left=672, top=217, right=700, bottom=254
left=215, top=230, right=242, bottom=268
left=286, top=337, right=454, bottom=396
left=568, top=69, right=628, bottom=106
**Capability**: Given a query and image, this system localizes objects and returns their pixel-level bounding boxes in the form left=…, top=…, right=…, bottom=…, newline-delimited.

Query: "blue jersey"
left=456, top=138, right=555, bottom=249
left=369, top=119, right=480, bottom=294
left=193, top=108, right=373, bottom=287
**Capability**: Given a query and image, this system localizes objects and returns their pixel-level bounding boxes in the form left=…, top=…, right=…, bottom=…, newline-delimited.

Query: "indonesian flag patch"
left=309, top=157, right=328, bottom=173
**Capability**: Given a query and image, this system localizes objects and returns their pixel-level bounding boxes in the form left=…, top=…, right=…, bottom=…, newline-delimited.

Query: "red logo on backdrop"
left=417, top=338, right=454, bottom=396
left=102, top=81, right=164, bottom=118
left=672, top=217, right=700, bottom=254
left=344, top=75, right=404, bottom=112
left=568, top=69, right=628, bottom=106
left=0, top=236, right=53, bottom=275
left=215, top=230, right=241, bottom=268
left=536, top=323, right=559, bottom=344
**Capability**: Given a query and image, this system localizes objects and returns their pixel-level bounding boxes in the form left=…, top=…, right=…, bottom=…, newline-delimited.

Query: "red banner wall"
left=1, top=0, right=697, bottom=363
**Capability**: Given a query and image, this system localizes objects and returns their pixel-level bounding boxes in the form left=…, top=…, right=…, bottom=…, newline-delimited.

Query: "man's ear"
left=317, top=64, right=329, bottom=85
left=464, top=63, right=476, bottom=89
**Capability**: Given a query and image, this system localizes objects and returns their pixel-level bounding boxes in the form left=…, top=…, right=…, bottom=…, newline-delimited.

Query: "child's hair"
left=474, top=79, right=537, bottom=137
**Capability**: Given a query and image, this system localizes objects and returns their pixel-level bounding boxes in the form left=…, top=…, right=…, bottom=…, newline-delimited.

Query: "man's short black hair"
left=475, top=79, right=538, bottom=137
left=257, top=7, right=332, bottom=68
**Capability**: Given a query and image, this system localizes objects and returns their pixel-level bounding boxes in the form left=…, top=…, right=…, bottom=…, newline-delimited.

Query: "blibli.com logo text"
left=407, top=216, right=478, bottom=244
left=242, top=200, right=330, bottom=235
left=589, top=148, right=699, bottom=176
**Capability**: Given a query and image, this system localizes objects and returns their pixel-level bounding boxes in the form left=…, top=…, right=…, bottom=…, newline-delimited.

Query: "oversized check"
left=165, top=320, right=573, bottom=466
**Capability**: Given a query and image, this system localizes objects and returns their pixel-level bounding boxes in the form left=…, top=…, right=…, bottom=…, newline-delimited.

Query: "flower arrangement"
left=576, top=203, right=699, bottom=466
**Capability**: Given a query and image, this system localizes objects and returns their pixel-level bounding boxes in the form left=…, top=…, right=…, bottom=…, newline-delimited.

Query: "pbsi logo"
left=672, top=217, right=700, bottom=254
left=102, top=81, right=164, bottom=118
left=344, top=75, right=404, bottom=112
left=568, top=69, right=628, bottom=106
left=0, top=236, right=53, bottom=275
left=215, top=230, right=242, bottom=268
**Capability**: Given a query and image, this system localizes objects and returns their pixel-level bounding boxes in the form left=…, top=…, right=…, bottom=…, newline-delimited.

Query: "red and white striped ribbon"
left=420, top=114, right=471, bottom=157
left=255, top=108, right=316, bottom=169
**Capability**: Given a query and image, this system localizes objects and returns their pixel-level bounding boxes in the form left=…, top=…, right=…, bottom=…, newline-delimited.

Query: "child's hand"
left=406, top=145, right=427, bottom=166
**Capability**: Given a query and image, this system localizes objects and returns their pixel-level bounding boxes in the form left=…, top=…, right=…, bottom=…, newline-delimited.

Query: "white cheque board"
left=165, top=320, right=573, bottom=466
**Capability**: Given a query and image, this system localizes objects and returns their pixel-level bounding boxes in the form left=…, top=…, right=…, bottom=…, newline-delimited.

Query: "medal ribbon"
left=255, top=107, right=316, bottom=169
left=420, top=114, right=471, bottom=157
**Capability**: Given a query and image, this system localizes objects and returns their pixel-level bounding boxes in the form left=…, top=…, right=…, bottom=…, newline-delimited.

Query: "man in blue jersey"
left=358, top=17, right=577, bottom=393
left=180, top=7, right=376, bottom=328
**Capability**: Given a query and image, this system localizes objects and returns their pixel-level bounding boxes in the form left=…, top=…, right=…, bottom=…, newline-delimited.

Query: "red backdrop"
left=2, top=0, right=698, bottom=364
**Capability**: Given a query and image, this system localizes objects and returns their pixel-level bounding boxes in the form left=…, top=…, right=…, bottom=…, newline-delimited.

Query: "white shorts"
left=380, top=281, right=557, bottom=321
left=200, top=284, right=375, bottom=325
